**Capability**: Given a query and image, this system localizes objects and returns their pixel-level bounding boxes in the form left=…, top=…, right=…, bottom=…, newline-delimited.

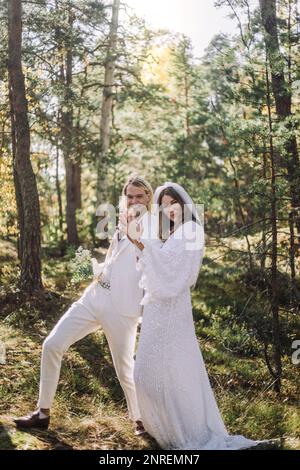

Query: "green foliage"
left=69, top=246, right=93, bottom=285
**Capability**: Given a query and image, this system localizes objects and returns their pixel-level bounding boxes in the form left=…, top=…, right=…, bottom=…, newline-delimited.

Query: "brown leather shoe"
left=14, top=411, right=50, bottom=430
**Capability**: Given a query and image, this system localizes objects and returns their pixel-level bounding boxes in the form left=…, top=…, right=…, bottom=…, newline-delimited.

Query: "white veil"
left=153, top=182, right=205, bottom=288
left=153, top=181, right=202, bottom=224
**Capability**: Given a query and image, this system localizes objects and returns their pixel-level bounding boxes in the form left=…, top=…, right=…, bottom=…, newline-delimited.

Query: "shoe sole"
left=14, top=420, right=49, bottom=430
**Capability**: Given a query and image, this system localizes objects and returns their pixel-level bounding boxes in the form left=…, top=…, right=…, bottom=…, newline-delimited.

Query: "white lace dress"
left=134, top=221, right=259, bottom=450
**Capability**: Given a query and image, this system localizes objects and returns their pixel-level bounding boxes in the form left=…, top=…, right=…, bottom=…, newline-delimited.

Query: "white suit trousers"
left=37, top=281, right=141, bottom=421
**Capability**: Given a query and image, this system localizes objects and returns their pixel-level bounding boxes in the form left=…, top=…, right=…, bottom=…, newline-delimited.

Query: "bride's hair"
left=157, top=187, right=196, bottom=241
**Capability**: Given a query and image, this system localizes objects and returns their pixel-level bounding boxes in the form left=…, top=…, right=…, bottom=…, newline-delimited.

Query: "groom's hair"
left=122, top=174, right=153, bottom=211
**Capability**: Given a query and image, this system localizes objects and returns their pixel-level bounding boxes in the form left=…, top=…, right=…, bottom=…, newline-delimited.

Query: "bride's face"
left=161, top=195, right=182, bottom=224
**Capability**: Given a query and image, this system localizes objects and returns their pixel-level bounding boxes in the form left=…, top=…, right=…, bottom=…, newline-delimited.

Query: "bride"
left=124, top=182, right=259, bottom=450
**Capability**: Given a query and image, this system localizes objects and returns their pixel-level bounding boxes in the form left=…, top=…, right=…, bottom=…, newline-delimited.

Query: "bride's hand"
left=120, top=210, right=144, bottom=249
left=127, top=222, right=144, bottom=251
left=127, top=219, right=143, bottom=242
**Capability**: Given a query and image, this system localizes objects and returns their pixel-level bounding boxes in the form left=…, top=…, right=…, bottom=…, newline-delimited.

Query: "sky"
left=125, top=0, right=238, bottom=58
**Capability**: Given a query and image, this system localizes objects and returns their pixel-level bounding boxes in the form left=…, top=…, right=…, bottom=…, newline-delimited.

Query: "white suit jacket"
left=92, top=212, right=157, bottom=318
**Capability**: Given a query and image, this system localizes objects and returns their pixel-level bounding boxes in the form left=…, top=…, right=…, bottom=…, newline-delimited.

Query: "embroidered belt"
left=96, top=275, right=111, bottom=290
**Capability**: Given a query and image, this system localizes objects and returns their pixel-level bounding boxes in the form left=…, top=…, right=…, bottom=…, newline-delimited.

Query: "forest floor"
left=0, top=239, right=299, bottom=450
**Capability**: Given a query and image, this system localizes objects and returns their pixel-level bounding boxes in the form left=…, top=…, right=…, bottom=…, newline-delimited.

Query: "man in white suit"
left=14, top=176, right=154, bottom=435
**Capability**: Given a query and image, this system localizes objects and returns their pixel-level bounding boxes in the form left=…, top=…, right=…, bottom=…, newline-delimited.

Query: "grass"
left=0, top=239, right=299, bottom=450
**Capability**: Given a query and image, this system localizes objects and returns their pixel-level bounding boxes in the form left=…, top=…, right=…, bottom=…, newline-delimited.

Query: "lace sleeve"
left=137, top=221, right=204, bottom=304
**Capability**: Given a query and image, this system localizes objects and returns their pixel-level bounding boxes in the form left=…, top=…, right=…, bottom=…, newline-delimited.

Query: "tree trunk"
left=55, top=133, right=65, bottom=255
left=9, top=82, right=23, bottom=260
left=60, top=4, right=79, bottom=247
left=7, top=0, right=43, bottom=293
left=259, top=0, right=300, bottom=248
left=260, top=147, right=268, bottom=270
left=265, top=62, right=282, bottom=394
left=96, top=0, right=120, bottom=206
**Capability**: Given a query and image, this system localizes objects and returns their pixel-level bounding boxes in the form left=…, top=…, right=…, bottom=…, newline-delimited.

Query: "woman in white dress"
left=125, top=182, right=260, bottom=450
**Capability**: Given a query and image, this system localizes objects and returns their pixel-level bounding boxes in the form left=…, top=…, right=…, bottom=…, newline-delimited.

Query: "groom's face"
left=126, top=184, right=151, bottom=209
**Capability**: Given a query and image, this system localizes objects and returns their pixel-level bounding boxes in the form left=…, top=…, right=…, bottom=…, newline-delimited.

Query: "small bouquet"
left=70, top=246, right=93, bottom=284
left=70, top=246, right=105, bottom=285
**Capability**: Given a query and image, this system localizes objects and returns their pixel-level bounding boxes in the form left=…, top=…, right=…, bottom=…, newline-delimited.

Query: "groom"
left=14, top=175, right=154, bottom=435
